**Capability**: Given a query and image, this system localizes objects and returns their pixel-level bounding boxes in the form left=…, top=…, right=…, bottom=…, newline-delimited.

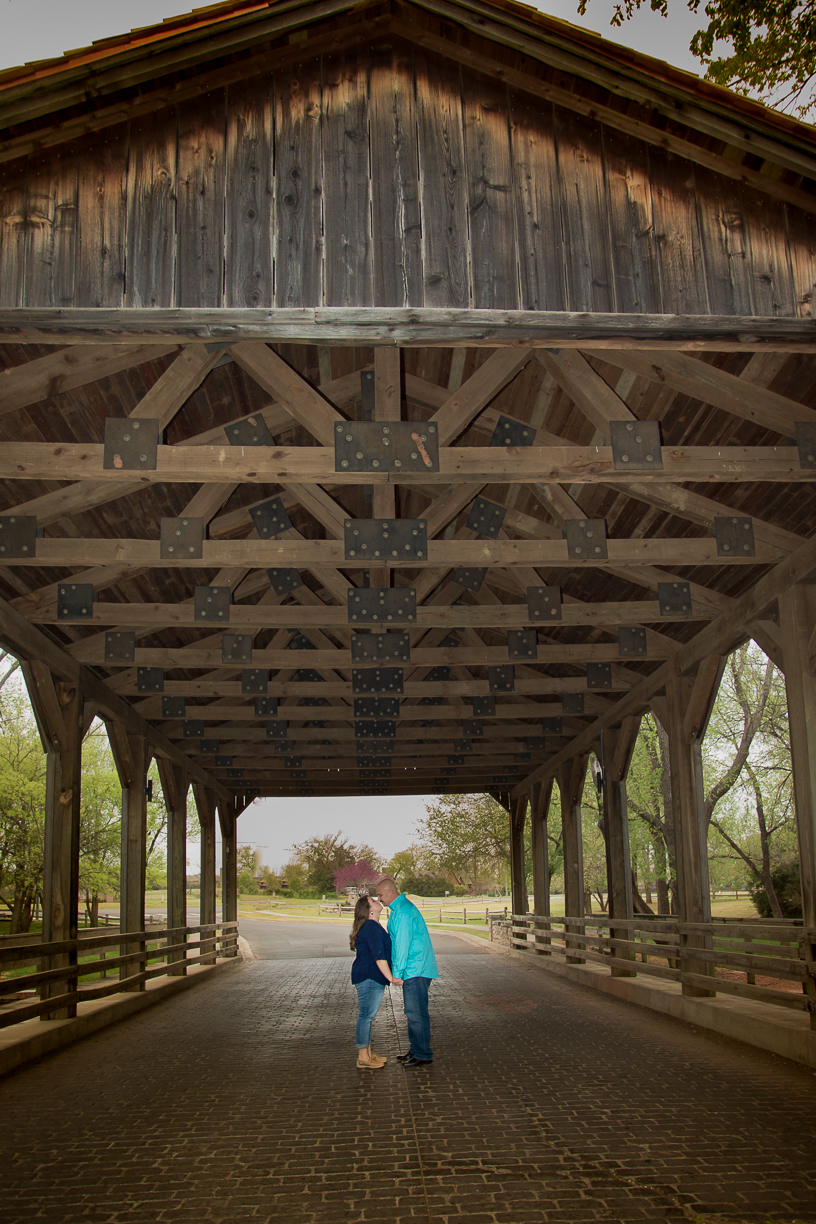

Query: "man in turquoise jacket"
left=376, top=876, right=439, bottom=1066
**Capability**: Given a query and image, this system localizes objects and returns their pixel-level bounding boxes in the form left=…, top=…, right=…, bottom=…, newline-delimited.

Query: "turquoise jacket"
left=387, top=893, right=439, bottom=981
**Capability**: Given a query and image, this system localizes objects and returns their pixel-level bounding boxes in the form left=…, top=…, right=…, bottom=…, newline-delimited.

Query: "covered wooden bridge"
left=0, top=0, right=815, bottom=1033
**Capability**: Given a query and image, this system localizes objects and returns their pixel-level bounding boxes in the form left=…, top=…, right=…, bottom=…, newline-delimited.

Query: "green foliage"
left=0, top=683, right=47, bottom=931
left=288, top=831, right=380, bottom=893
left=750, top=862, right=803, bottom=918
left=415, top=793, right=511, bottom=886
left=400, top=873, right=451, bottom=896
left=238, top=870, right=260, bottom=894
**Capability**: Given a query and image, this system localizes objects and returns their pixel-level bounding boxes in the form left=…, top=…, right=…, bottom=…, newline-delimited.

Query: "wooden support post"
left=778, top=585, right=816, bottom=1028
left=110, top=729, right=149, bottom=989
left=531, top=779, right=553, bottom=953
left=194, top=784, right=217, bottom=964
left=601, top=715, right=641, bottom=978
left=157, top=759, right=188, bottom=975
left=218, top=797, right=239, bottom=957
left=557, top=754, right=589, bottom=963
left=509, top=793, right=529, bottom=919
left=24, top=662, right=83, bottom=1019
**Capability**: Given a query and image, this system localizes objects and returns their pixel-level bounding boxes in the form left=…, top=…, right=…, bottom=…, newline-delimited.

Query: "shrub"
left=750, top=862, right=803, bottom=919
left=451, top=885, right=468, bottom=897
left=400, top=874, right=451, bottom=897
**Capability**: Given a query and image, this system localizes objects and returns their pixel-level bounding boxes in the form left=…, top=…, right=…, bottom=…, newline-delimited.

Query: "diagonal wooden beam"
left=0, top=343, right=179, bottom=418
left=430, top=349, right=535, bottom=445
left=228, top=341, right=345, bottom=447
left=536, top=349, right=635, bottom=440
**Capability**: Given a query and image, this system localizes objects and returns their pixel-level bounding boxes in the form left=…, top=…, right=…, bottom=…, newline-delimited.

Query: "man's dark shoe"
left=401, top=1054, right=432, bottom=1067
left=396, top=1052, right=413, bottom=1063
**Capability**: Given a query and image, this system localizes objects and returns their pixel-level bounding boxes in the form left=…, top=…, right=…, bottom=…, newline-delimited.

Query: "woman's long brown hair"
left=349, top=895, right=372, bottom=950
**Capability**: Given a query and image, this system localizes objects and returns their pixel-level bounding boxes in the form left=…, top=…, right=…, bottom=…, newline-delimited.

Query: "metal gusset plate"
left=183, top=721, right=205, bottom=738
left=334, top=421, right=439, bottom=473
left=242, top=669, right=268, bottom=695
left=57, top=582, right=94, bottom=621
left=255, top=696, right=278, bottom=718
left=136, top=667, right=164, bottom=693
left=354, top=697, right=400, bottom=719
left=288, top=634, right=315, bottom=650
left=225, top=415, right=274, bottom=447
left=564, top=519, right=608, bottom=560
left=657, top=581, right=692, bottom=616
left=290, top=770, right=307, bottom=780
left=795, top=422, right=816, bottom=468
left=562, top=693, right=585, bottom=715
left=360, top=770, right=391, bottom=781
left=358, top=755, right=391, bottom=768
left=714, top=516, right=756, bottom=558
left=105, top=631, right=136, bottom=663
left=527, top=585, right=562, bottom=623
left=306, top=720, right=327, bottom=729
left=200, top=740, right=220, bottom=754
left=103, top=418, right=159, bottom=470
left=352, top=667, right=404, bottom=695
left=618, top=627, right=647, bottom=657
left=471, top=696, right=496, bottom=717
left=426, top=666, right=450, bottom=683
left=447, top=755, right=465, bottom=765
left=610, top=420, right=663, bottom=471
left=452, top=567, right=486, bottom=592
left=466, top=498, right=507, bottom=539
left=491, top=776, right=514, bottom=786
left=267, top=568, right=304, bottom=595
left=347, top=588, right=416, bottom=623
left=296, top=668, right=322, bottom=683
left=274, top=740, right=296, bottom=753
left=507, top=629, right=538, bottom=660
left=266, top=721, right=289, bottom=739
left=194, top=586, right=231, bottom=623
left=162, top=696, right=186, bottom=718
left=361, top=785, right=386, bottom=795
left=527, top=737, right=546, bottom=751
left=514, top=753, right=531, bottom=763
left=351, top=632, right=411, bottom=664
left=488, top=665, right=515, bottom=693
left=250, top=496, right=292, bottom=538
left=355, top=720, right=397, bottom=739
left=344, top=519, right=428, bottom=562
left=541, top=717, right=563, bottom=735
left=300, top=697, right=328, bottom=707
left=440, top=634, right=460, bottom=648
left=365, top=739, right=395, bottom=754
left=451, top=739, right=473, bottom=753
left=160, top=517, right=204, bottom=560
left=214, top=756, right=233, bottom=768
left=441, top=767, right=456, bottom=776
left=420, top=696, right=444, bottom=706
left=0, top=515, right=36, bottom=558
left=226, top=768, right=246, bottom=779
left=586, top=663, right=612, bottom=690
left=285, top=757, right=302, bottom=769
left=360, top=369, right=375, bottom=418
left=462, top=719, right=484, bottom=737
left=222, top=634, right=253, bottom=664
left=490, top=415, right=536, bottom=447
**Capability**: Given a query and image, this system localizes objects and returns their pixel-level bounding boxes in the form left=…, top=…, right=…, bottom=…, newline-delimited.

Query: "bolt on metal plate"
left=225, top=415, right=274, bottom=447
left=255, top=696, right=278, bottom=717
left=657, top=581, right=692, bottom=616
left=542, top=717, right=563, bottom=735
left=104, top=631, right=137, bottom=663
left=795, top=422, right=816, bottom=469
left=527, top=585, right=563, bottom=622
left=426, top=665, right=450, bottom=683
left=507, top=629, right=538, bottom=660
left=490, top=414, right=536, bottom=447
left=222, top=633, right=253, bottom=664
left=452, top=738, right=473, bottom=753
left=288, top=633, right=315, bottom=650
left=358, top=756, right=390, bottom=769
left=160, top=517, right=204, bottom=560
left=362, top=739, right=395, bottom=755
left=452, top=567, right=487, bottom=592
left=103, top=418, right=159, bottom=470
left=226, top=768, right=246, bottom=779
left=284, top=757, right=302, bottom=769
left=488, top=665, right=515, bottom=693
left=514, top=752, right=532, bottom=763
left=214, top=756, right=233, bottom=768
left=250, top=497, right=292, bottom=538
left=352, top=667, right=404, bottom=695
left=441, top=766, right=456, bottom=777
left=267, top=568, right=303, bottom=595
left=136, top=667, right=164, bottom=693
left=420, top=696, right=444, bottom=706
left=714, top=516, right=756, bottom=558
left=565, top=519, right=608, bottom=560
left=300, top=696, right=328, bottom=707
left=274, top=739, right=296, bottom=753
left=344, top=519, right=427, bottom=562
left=447, top=754, right=465, bottom=766
left=242, top=669, right=268, bottom=694
left=162, top=696, right=186, bottom=718
left=351, top=632, right=411, bottom=664
left=194, top=586, right=231, bottom=622
left=527, top=736, right=546, bottom=751
left=466, top=497, right=507, bottom=539
left=618, top=627, right=647, bottom=657
left=354, top=696, right=400, bottom=719
left=183, top=720, right=205, bottom=738
left=335, top=421, right=439, bottom=473
left=610, top=420, right=663, bottom=471
left=0, top=515, right=36, bottom=558
left=471, top=696, right=496, bottom=717
left=296, top=668, right=322, bottom=683
left=355, top=720, right=397, bottom=739
left=57, top=582, right=94, bottom=621
left=462, top=719, right=484, bottom=737
left=200, top=740, right=220, bottom=754
left=586, top=662, right=612, bottom=690
left=348, top=587, right=416, bottom=623
left=562, top=693, right=585, bottom=715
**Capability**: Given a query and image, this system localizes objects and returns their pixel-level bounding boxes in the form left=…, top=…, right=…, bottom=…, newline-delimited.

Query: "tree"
left=333, top=859, right=380, bottom=894
left=79, top=727, right=123, bottom=925
left=416, top=793, right=512, bottom=887
left=577, top=0, right=816, bottom=117
left=287, top=832, right=380, bottom=893
left=0, top=684, right=46, bottom=932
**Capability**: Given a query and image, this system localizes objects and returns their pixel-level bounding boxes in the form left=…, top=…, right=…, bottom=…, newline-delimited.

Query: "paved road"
left=2, top=937, right=815, bottom=1223
left=239, top=918, right=487, bottom=959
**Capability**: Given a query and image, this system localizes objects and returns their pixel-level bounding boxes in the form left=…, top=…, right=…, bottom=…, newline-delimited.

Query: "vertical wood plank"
left=553, top=105, right=614, bottom=313
left=787, top=204, right=816, bottom=319
left=24, top=149, right=78, bottom=307
left=602, top=126, right=662, bottom=314
left=694, top=165, right=754, bottom=315
left=369, top=44, right=423, bottom=307
left=509, top=91, right=565, bottom=311
left=415, top=51, right=469, bottom=309
left=274, top=61, right=324, bottom=307
left=738, top=188, right=796, bottom=317
left=125, top=109, right=178, bottom=307
left=322, top=47, right=372, bottom=307
left=76, top=125, right=128, bottom=307
left=177, top=89, right=227, bottom=308
left=0, top=159, right=27, bottom=306
left=461, top=70, right=518, bottom=310
left=225, top=77, right=274, bottom=308
left=648, top=147, right=708, bottom=315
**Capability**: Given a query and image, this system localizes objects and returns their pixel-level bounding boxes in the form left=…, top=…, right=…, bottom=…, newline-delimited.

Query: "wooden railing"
left=0, top=921, right=239, bottom=1029
left=504, top=914, right=816, bottom=1027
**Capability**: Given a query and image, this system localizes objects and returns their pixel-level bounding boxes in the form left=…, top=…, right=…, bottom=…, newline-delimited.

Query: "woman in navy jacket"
left=349, top=893, right=402, bottom=1069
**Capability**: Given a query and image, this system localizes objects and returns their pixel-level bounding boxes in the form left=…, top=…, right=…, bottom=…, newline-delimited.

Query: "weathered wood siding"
left=1, top=43, right=813, bottom=316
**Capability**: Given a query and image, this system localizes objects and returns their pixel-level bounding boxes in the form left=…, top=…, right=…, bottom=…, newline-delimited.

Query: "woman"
left=349, top=893, right=402, bottom=1069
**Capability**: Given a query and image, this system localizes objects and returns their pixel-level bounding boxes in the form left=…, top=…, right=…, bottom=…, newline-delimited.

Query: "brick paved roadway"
left=2, top=922, right=815, bottom=1224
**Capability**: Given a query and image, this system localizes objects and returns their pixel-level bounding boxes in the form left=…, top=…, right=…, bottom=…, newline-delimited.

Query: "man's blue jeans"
left=402, top=976, right=433, bottom=1061
left=355, top=979, right=385, bottom=1048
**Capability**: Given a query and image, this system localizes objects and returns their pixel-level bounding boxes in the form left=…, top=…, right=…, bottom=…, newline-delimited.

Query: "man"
left=376, top=876, right=439, bottom=1067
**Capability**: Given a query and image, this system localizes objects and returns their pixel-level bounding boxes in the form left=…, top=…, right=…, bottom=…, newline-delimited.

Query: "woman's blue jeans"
left=355, top=979, right=385, bottom=1048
